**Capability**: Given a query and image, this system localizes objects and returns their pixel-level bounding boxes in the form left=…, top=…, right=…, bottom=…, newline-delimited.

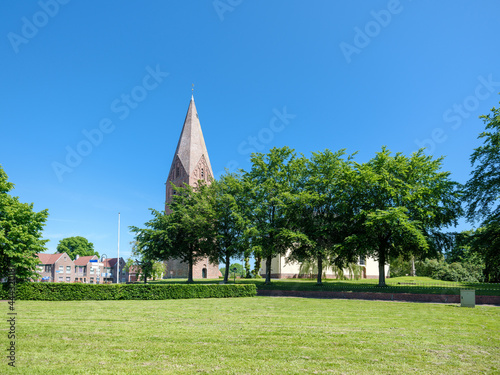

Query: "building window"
left=201, top=168, right=204, bottom=178
left=90, top=267, right=94, bottom=274
left=66, top=266, right=71, bottom=273
left=66, top=277, right=71, bottom=282
left=359, top=257, right=366, bottom=266
left=45, top=265, right=52, bottom=273
left=58, top=276, right=63, bottom=282
left=176, top=166, right=180, bottom=178
left=59, top=265, right=64, bottom=272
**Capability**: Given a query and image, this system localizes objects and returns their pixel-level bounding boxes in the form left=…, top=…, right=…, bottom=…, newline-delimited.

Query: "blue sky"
left=1, top=0, right=499, bottom=262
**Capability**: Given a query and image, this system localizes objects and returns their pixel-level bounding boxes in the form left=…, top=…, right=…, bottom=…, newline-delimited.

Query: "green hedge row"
left=0, top=283, right=257, bottom=301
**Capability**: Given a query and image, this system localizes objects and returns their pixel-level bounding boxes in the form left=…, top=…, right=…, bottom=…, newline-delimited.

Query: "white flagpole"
left=117, top=212, right=120, bottom=284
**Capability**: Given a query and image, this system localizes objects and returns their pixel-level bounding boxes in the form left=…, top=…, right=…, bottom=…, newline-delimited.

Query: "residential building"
left=36, top=252, right=75, bottom=283
left=127, top=265, right=140, bottom=283
left=102, top=257, right=127, bottom=283
left=74, top=255, right=103, bottom=284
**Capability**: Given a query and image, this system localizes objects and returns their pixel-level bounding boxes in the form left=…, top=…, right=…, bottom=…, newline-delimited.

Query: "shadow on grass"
left=146, top=277, right=500, bottom=296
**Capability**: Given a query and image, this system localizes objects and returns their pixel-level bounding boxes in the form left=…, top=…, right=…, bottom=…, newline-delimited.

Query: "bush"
left=389, top=256, right=413, bottom=277
left=416, top=259, right=484, bottom=282
left=0, top=283, right=257, bottom=301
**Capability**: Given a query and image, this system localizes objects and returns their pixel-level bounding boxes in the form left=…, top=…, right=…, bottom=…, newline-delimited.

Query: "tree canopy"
left=0, top=165, right=49, bottom=282
left=131, top=145, right=464, bottom=286
left=204, top=173, right=250, bottom=283
left=344, top=148, right=463, bottom=286
left=243, top=146, right=309, bottom=284
left=131, top=183, right=214, bottom=283
left=464, top=100, right=500, bottom=282
left=56, top=236, right=99, bottom=260
left=288, top=149, right=357, bottom=284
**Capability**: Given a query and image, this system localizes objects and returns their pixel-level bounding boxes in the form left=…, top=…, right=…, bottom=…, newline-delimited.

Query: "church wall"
left=260, top=250, right=389, bottom=279
left=164, top=257, right=219, bottom=279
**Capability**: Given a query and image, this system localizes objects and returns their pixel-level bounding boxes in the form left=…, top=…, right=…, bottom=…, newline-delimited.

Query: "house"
left=36, top=252, right=75, bottom=283
left=74, top=255, right=103, bottom=284
left=260, top=250, right=389, bottom=279
left=127, top=265, right=140, bottom=283
left=102, top=258, right=127, bottom=283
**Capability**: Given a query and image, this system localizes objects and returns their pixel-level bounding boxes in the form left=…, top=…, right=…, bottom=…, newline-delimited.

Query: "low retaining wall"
left=257, top=290, right=500, bottom=305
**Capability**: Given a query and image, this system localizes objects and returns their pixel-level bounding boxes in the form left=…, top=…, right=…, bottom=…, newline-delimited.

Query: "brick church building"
left=163, top=95, right=219, bottom=279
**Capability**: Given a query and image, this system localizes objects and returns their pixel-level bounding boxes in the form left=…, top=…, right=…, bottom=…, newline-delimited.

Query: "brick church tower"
left=163, top=95, right=220, bottom=279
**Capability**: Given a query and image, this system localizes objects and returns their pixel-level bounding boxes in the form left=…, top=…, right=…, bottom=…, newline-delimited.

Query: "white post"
left=117, top=212, right=120, bottom=284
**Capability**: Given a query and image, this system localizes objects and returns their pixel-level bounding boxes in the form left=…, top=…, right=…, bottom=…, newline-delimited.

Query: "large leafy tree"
left=346, top=148, right=463, bottom=286
left=204, top=173, right=250, bottom=284
left=464, top=100, right=500, bottom=281
left=244, top=146, right=309, bottom=284
left=131, top=183, right=213, bottom=283
left=288, top=149, right=357, bottom=285
left=56, top=236, right=99, bottom=260
left=0, top=165, right=49, bottom=282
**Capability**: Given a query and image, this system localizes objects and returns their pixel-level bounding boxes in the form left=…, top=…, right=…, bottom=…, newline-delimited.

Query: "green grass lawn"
left=1, top=298, right=499, bottom=374
left=150, top=276, right=500, bottom=296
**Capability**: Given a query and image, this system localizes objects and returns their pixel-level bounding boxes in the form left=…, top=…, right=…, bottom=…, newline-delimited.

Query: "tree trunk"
left=378, top=250, right=386, bottom=287
left=244, top=256, right=251, bottom=278
left=224, top=254, right=230, bottom=284
left=187, top=252, right=194, bottom=283
left=253, top=255, right=262, bottom=277
left=265, top=255, right=272, bottom=284
left=317, top=255, right=323, bottom=285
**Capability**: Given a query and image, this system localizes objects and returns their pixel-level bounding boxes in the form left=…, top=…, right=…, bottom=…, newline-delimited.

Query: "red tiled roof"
left=37, top=253, right=63, bottom=264
left=74, top=255, right=98, bottom=266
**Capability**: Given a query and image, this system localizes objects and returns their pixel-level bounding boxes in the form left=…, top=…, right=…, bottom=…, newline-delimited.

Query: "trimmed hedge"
left=0, top=283, right=257, bottom=301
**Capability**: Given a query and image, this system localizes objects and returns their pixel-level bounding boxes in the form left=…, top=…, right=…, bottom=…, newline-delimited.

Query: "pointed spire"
left=170, top=96, right=213, bottom=181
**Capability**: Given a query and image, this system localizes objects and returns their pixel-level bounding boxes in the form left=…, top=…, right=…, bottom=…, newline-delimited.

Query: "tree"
left=131, top=183, right=213, bottom=283
left=56, top=236, right=99, bottom=260
left=129, top=240, right=154, bottom=284
left=124, top=257, right=135, bottom=273
left=346, top=148, right=463, bottom=286
left=288, top=149, right=357, bottom=285
left=251, top=245, right=263, bottom=278
left=243, top=248, right=252, bottom=278
left=469, top=221, right=500, bottom=282
left=465, top=102, right=500, bottom=222
left=228, top=263, right=244, bottom=277
left=464, top=100, right=500, bottom=282
left=204, top=173, right=250, bottom=284
left=244, top=147, right=309, bottom=284
left=0, top=165, right=49, bottom=282
left=136, top=260, right=164, bottom=282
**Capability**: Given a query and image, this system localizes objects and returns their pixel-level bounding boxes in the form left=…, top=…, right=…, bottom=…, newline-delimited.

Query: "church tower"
left=163, top=95, right=219, bottom=279
left=165, top=95, right=213, bottom=212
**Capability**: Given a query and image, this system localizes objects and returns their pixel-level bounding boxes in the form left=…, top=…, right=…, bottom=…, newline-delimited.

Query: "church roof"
left=171, top=95, right=213, bottom=177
